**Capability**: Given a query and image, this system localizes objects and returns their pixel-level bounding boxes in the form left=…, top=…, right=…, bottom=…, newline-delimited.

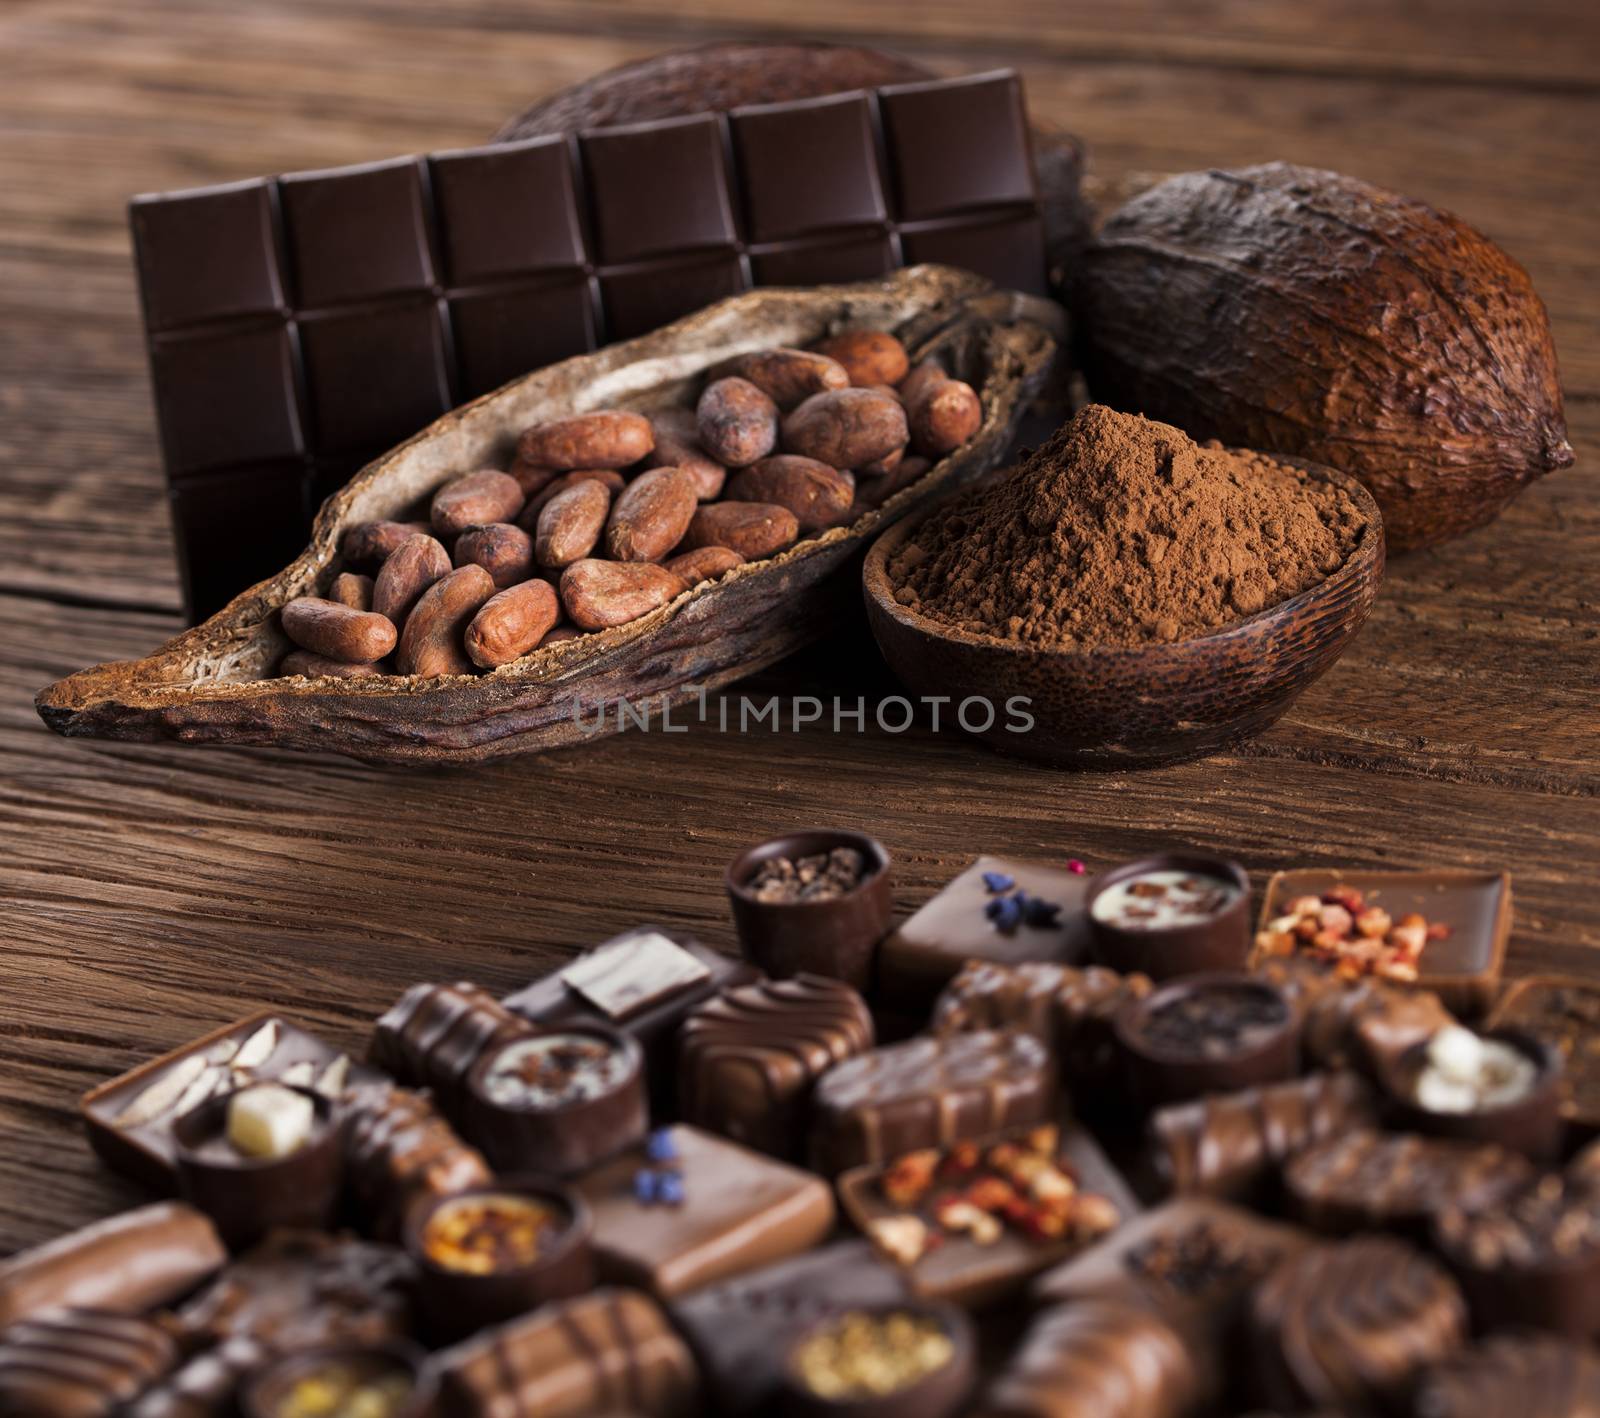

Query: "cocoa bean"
left=342, top=520, right=432, bottom=567
left=559, top=560, right=687, bottom=631
left=541, top=625, right=583, bottom=644
left=280, top=650, right=384, bottom=680
left=371, top=534, right=452, bottom=627
left=605, top=467, right=699, bottom=562
left=454, top=523, right=536, bottom=588
left=645, top=409, right=726, bottom=500
left=897, top=358, right=949, bottom=409
left=857, top=446, right=904, bottom=478
left=726, top=456, right=855, bottom=531
left=507, top=456, right=560, bottom=501
left=722, top=348, right=850, bottom=410
left=517, top=411, right=654, bottom=470
left=431, top=470, right=525, bottom=538
left=680, top=502, right=799, bottom=560
left=464, top=579, right=561, bottom=669
left=396, top=564, right=496, bottom=677
left=328, top=572, right=373, bottom=611
left=909, top=378, right=981, bottom=456
left=665, top=546, right=745, bottom=586
left=519, top=469, right=626, bottom=525
left=697, top=377, right=779, bottom=468
left=281, top=598, right=397, bottom=664
left=813, top=329, right=909, bottom=387
left=536, top=478, right=612, bottom=569
left=781, top=388, right=908, bottom=469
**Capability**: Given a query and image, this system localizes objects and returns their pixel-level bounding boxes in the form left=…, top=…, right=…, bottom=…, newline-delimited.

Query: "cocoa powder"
left=887, top=405, right=1366, bottom=647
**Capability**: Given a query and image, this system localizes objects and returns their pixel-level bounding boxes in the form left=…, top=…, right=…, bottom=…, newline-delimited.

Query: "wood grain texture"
left=0, top=0, right=1596, bottom=1254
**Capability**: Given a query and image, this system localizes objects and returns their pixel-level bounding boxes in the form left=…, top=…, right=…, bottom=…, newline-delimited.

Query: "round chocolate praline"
left=1382, top=1028, right=1564, bottom=1161
left=241, top=1339, right=436, bottom=1418
left=402, top=1181, right=593, bottom=1344
left=463, top=1023, right=646, bottom=1178
left=775, top=1302, right=974, bottom=1418
left=1086, top=853, right=1250, bottom=981
left=1115, top=972, right=1300, bottom=1109
left=171, top=1084, right=343, bottom=1250
left=725, top=829, right=893, bottom=992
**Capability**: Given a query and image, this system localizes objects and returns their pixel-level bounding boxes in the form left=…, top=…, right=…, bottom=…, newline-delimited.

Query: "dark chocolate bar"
left=1282, top=1128, right=1532, bottom=1237
left=434, top=1287, right=700, bottom=1417
left=973, top=1300, right=1197, bottom=1418
left=1145, top=1071, right=1375, bottom=1202
left=878, top=856, right=1093, bottom=1012
left=129, top=71, right=1047, bottom=620
left=1247, top=1236, right=1467, bottom=1413
left=1254, top=868, right=1511, bottom=1015
left=810, top=1029, right=1055, bottom=1175
left=1490, top=976, right=1600, bottom=1133
left=932, top=960, right=1151, bottom=1098
left=1412, top=1333, right=1600, bottom=1417
left=80, top=1011, right=374, bottom=1193
left=0, top=1308, right=179, bottom=1416
left=572, top=1124, right=835, bottom=1299
left=369, top=980, right=530, bottom=1119
left=341, top=1083, right=493, bottom=1240
left=669, top=1241, right=910, bottom=1416
left=679, top=974, right=874, bottom=1159
left=503, top=927, right=759, bottom=1113
left=0, top=1203, right=225, bottom=1329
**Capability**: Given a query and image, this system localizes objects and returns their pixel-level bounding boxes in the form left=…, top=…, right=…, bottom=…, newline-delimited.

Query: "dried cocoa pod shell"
left=371, top=533, right=452, bottom=626
left=280, top=598, right=396, bottom=664
left=453, top=523, right=536, bottom=589
left=517, top=411, right=653, bottom=470
left=430, top=469, right=524, bottom=538
left=721, top=348, right=850, bottom=410
left=665, top=546, right=744, bottom=586
left=814, top=329, right=909, bottom=387
left=726, top=456, right=854, bottom=532
left=1074, top=162, right=1573, bottom=551
left=39, top=268, right=1055, bottom=763
left=560, top=560, right=687, bottom=632
left=327, top=572, right=373, bottom=611
left=535, top=478, right=612, bottom=569
left=697, top=377, right=779, bottom=467
left=396, top=565, right=496, bottom=677
left=782, top=388, right=908, bottom=470
left=681, top=501, right=799, bottom=560
left=465, top=580, right=561, bottom=669
left=644, top=409, right=726, bottom=500
left=605, top=467, right=699, bottom=562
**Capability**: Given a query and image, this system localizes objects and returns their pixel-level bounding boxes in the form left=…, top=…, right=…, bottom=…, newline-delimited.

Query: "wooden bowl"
left=861, top=459, right=1383, bottom=769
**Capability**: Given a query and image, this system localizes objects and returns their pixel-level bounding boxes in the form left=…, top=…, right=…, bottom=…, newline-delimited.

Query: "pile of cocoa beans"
left=276, top=330, right=980, bottom=680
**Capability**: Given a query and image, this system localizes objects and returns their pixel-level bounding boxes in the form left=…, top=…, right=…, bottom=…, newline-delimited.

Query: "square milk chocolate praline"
left=877, top=855, right=1093, bottom=1014
left=572, top=1124, right=834, bottom=1300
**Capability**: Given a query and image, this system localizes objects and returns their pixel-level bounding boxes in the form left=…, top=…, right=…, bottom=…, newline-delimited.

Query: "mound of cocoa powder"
left=887, top=404, right=1366, bottom=647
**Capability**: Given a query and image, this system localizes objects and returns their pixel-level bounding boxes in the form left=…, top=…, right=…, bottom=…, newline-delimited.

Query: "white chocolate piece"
left=1427, top=1027, right=1483, bottom=1082
left=226, top=1084, right=313, bottom=1159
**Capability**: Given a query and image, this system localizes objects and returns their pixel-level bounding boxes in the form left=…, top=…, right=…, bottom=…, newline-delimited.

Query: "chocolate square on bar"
left=900, top=211, right=1050, bottom=296
left=148, top=325, right=304, bottom=475
left=80, top=1012, right=378, bottom=1193
left=877, top=855, right=1093, bottom=1014
left=429, top=137, right=588, bottom=283
left=279, top=157, right=436, bottom=308
left=449, top=278, right=600, bottom=400
left=597, top=253, right=748, bottom=342
left=169, top=469, right=309, bottom=620
left=748, top=232, right=899, bottom=287
left=130, top=179, right=285, bottom=333
left=580, top=114, right=739, bottom=266
left=297, top=302, right=453, bottom=454
left=878, top=70, right=1038, bottom=219
left=574, top=1124, right=835, bottom=1299
left=730, top=92, right=889, bottom=242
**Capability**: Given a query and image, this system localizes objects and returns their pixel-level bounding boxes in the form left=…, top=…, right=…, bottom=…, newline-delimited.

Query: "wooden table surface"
left=1, top=0, right=1596, bottom=1255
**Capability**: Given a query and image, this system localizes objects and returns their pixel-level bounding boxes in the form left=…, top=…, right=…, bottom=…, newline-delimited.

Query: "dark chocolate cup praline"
left=241, top=1339, right=437, bottom=1418
left=775, top=1301, right=976, bottom=1418
left=403, top=1179, right=594, bottom=1345
left=1085, top=853, right=1251, bottom=981
left=1435, top=1199, right=1600, bottom=1340
left=726, top=829, right=893, bottom=992
left=1383, top=1028, right=1566, bottom=1162
left=1115, top=971, right=1301, bottom=1110
left=171, top=1083, right=342, bottom=1250
left=462, top=1023, right=647, bottom=1178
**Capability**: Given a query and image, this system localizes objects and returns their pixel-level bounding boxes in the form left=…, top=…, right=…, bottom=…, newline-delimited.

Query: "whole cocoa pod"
left=697, top=377, right=779, bottom=467
left=1075, top=162, right=1572, bottom=551
left=781, top=388, right=907, bottom=469
left=559, top=560, right=687, bottom=631
left=372, top=534, right=452, bottom=626
left=726, top=456, right=854, bottom=531
left=517, top=411, right=653, bottom=470
left=430, top=470, right=525, bottom=538
left=396, top=565, right=496, bottom=677
left=605, top=467, right=699, bottom=562
left=465, top=579, right=561, bottom=668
